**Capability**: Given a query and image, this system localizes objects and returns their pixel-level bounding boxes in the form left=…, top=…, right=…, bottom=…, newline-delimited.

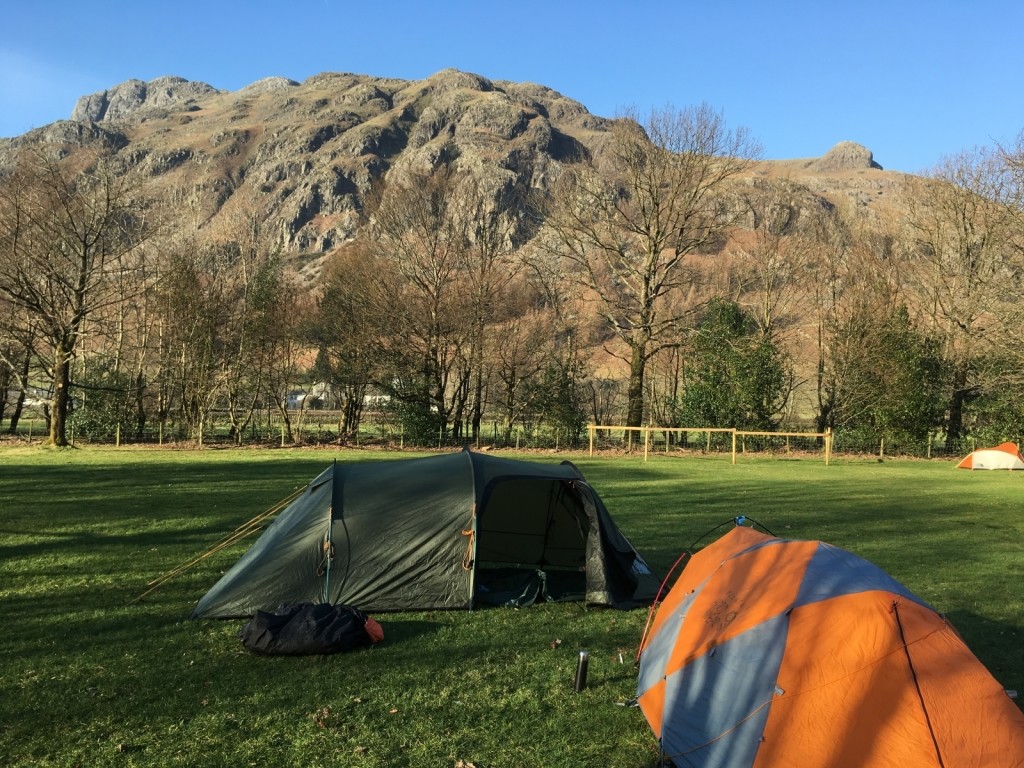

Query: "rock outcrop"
left=24, top=69, right=614, bottom=279
left=810, top=141, right=883, bottom=172
left=71, top=76, right=221, bottom=123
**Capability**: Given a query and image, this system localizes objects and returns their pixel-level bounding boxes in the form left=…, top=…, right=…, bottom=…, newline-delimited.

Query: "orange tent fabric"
left=637, top=526, right=1024, bottom=767
left=957, top=442, right=1024, bottom=470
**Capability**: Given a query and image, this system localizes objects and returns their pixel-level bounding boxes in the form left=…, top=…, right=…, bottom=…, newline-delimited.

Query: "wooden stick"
left=131, top=485, right=305, bottom=602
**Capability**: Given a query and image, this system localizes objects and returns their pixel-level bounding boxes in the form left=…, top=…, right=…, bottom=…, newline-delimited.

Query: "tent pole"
left=323, top=507, right=333, bottom=603
left=131, top=486, right=306, bottom=602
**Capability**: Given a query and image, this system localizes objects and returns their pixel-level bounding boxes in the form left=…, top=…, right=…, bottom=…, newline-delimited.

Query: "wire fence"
left=0, top=409, right=985, bottom=463
left=585, top=425, right=977, bottom=461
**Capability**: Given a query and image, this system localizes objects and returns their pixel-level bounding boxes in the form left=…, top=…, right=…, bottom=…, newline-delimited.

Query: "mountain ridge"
left=1, top=69, right=912, bottom=283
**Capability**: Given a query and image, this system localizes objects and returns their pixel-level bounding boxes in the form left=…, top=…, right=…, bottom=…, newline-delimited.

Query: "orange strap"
left=461, top=528, right=475, bottom=570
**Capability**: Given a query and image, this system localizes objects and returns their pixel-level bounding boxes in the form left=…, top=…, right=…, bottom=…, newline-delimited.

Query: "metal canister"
left=574, top=649, right=589, bottom=691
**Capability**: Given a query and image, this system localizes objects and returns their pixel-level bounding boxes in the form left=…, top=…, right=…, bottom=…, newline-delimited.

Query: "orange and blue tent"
left=637, top=524, right=1024, bottom=767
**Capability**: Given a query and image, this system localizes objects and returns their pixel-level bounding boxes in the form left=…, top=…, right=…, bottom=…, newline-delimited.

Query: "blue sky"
left=2, top=1, right=1022, bottom=174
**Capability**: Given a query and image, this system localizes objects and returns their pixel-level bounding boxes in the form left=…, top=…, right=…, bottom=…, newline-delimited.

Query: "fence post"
left=731, top=430, right=737, bottom=464
left=588, top=425, right=594, bottom=456
left=644, top=427, right=650, bottom=462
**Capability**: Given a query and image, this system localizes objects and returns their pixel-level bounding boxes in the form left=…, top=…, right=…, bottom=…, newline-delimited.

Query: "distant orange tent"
left=957, top=441, right=1024, bottom=470
left=637, top=525, right=1024, bottom=767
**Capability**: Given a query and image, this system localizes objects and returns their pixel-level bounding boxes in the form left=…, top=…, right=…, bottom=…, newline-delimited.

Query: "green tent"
left=191, top=449, right=659, bottom=618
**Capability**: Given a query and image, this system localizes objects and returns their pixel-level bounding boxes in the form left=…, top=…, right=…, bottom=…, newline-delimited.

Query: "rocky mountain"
left=70, top=75, right=222, bottom=123
left=0, top=69, right=914, bottom=282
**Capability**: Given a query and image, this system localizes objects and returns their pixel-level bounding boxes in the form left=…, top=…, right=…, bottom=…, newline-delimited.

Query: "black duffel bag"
left=239, top=602, right=384, bottom=656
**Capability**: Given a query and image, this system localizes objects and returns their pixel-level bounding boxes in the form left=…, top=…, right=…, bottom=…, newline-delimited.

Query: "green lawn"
left=1, top=446, right=1021, bottom=766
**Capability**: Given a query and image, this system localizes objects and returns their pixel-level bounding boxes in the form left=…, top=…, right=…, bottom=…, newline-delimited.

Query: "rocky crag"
left=1, top=69, right=909, bottom=281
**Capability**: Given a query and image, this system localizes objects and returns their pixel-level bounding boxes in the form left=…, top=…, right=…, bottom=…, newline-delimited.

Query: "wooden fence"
left=587, top=425, right=833, bottom=465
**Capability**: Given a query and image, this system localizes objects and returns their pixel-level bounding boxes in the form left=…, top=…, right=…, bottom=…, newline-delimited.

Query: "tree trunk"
left=50, top=344, right=72, bottom=446
left=451, top=383, right=466, bottom=442
left=471, top=369, right=483, bottom=441
left=340, top=383, right=365, bottom=438
left=134, top=371, right=147, bottom=442
left=814, top=318, right=835, bottom=433
left=7, top=387, right=26, bottom=434
left=946, top=364, right=971, bottom=446
left=626, top=343, right=647, bottom=428
left=7, top=348, right=31, bottom=434
left=275, top=398, right=293, bottom=444
left=0, top=359, right=9, bottom=426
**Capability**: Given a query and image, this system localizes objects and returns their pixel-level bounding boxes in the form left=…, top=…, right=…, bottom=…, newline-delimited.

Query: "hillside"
left=0, top=69, right=917, bottom=283
left=4, top=68, right=964, bottom=446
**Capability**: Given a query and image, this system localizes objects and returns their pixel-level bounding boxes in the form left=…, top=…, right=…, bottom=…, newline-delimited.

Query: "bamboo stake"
left=131, top=485, right=306, bottom=603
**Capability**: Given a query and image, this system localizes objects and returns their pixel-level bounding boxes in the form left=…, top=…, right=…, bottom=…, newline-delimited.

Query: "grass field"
left=1, top=446, right=1022, bottom=767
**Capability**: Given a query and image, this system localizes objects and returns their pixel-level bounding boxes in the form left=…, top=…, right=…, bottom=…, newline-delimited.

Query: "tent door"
left=473, top=478, right=589, bottom=606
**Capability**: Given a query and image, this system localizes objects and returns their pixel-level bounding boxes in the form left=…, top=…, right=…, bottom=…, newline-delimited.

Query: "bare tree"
left=0, top=150, right=155, bottom=446
left=803, top=204, right=853, bottom=432
left=906, top=147, right=1024, bottom=442
left=0, top=297, right=36, bottom=432
left=361, top=164, right=471, bottom=439
left=216, top=212, right=288, bottom=444
left=154, top=242, right=231, bottom=444
left=802, top=199, right=911, bottom=433
left=251, top=260, right=307, bottom=445
left=452, top=174, right=526, bottom=440
left=490, top=308, right=553, bottom=440
left=355, top=164, right=532, bottom=441
left=730, top=179, right=817, bottom=339
left=311, top=243, right=381, bottom=439
left=542, top=104, right=760, bottom=426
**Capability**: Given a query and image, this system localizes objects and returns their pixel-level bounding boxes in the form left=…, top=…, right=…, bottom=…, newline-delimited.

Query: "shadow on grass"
left=945, top=609, right=1024, bottom=699
left=2, top=450, right=1020, bottom=764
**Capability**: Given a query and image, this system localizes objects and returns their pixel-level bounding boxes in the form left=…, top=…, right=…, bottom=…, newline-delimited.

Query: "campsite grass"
left=1, top=446, right=1022, bottom=766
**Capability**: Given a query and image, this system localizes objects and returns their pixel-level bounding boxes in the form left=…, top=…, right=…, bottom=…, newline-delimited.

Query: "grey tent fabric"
left=191, top=449, right=658, bottom=618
